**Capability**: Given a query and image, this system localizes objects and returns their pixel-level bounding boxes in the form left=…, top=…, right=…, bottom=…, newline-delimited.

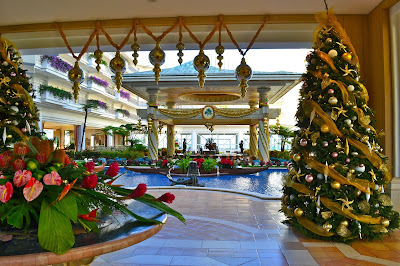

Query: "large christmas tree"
left=281, top=10, right=400, bottom=242
left=0, top=38, right=40, bottom=151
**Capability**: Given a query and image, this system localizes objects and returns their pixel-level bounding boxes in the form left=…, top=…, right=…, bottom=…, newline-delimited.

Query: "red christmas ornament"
left=305, top=174, right=314, bottom=183
left=328, top=89, right=334, bottom=95
left=331, top=152, right=338, bottom=158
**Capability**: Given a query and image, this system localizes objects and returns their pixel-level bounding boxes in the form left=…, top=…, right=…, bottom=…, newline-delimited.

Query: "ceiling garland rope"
left=53, top=14, right=270, bottom=101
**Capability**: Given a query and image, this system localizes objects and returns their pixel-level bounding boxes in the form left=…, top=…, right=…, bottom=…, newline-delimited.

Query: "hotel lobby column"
left=249, top=101, right=258, bottom=159
left=147, top=88, right=159, bottom=161
left=257, top=87, right=271, bottom=162
left=166, top=101, right=176, bottom=157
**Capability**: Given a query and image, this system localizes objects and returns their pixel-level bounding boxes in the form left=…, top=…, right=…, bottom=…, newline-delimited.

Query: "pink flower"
left=43, top=171, right=62, bottom=186
left=0, top=182, right=13, bottom=203
left=157, top=192, right=175, bottom=204
left=84, top=162, right=95, bottom=172
left=23, top=178, right=43, bottom=202
left=13, top=170, right=32, bottom=187
left=81, top=174, right=98, bottom=189
left=105, top=162, right=120, bottom=177
left=128, top=183, right=147, bottom=199
left=0, top=175, right=4, bottom=179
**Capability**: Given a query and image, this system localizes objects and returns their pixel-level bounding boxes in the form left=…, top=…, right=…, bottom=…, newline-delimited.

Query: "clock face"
left=202, top=106, right=214, bottom=120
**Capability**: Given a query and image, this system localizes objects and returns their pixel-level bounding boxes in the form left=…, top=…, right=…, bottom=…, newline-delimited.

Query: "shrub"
left=39, top=85, right=72, bottom=100
left=176, top=156, right=191, bottom=173
left=201, top=158, right=217, bottom=173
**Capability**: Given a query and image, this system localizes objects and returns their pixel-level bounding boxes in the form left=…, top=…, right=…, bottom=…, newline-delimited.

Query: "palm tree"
left=114, top=126, right=129, bottom=146
left=121, top=123, right=144, bottom=149
left=80, top=102, right=100, bottom=151
left=100, top=126, right=114, bottom=147
left=269, top=125, right=294, bottom=152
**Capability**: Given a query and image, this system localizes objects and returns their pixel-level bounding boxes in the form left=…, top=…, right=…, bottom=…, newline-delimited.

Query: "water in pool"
left=113, top=168, right=287, bottom=197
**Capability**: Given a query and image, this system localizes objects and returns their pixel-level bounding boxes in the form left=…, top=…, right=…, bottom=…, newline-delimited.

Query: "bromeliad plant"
left=0, top=137, right=185, bottom=255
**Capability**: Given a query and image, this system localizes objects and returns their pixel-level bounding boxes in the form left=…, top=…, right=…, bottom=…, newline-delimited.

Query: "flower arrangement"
left=115, top=108, right=130, bottom=117
left=205, top=138, right=217, bottom=151
left=219, top=158, right=234, bottom=169
left=40, top=55, right=73, bottom=73
left=38, top=84, right=72, bottom=100
left=120, top=90, right=130, bottom=100
left=86, top=99, right=108, bottom=110
left=88, top=76, right=109, bottom=88
left=192, top=158, right=204, bottom=169
left=0, top=137, right=184, bottom=255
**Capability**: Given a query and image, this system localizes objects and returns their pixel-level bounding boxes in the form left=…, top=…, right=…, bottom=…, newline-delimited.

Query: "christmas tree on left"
left=0, top=38, right=40, bottom=151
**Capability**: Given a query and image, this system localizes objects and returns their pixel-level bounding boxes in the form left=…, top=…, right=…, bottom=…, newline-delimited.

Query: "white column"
left=191, top=131, right=197, bottom=152
left=148, top=118, right=158, bottom=160
left=258, top=119, right=269, bottom=162
left=107, top=130, right=113, bottom=147
left=167, top=125, right=175, bottom=157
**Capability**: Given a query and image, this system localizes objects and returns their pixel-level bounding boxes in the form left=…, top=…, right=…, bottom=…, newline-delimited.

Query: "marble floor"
left=91, top=190, right=400, bottom=266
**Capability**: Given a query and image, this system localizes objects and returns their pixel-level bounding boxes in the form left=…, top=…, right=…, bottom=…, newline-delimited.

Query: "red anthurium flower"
left=157, top=192, right=175, bottom=204
left=12, top=159, right=26, bottom=171
left=23, top=178, right=43, bottom=202
left=0, top=182, right=13, bottom=203
left=83, top=162, right=95, bottom=172
left=78, top=209, right=102, bottom=222
left=105, top=162, right=120, bottom=177
left=43, top=171, right=62, bottom=186
left=81, top=174, right=98, bottom=189
left=35, top=152, right=47, bottom=164
left=128, top=183, right=147, bottom=199
left=13, top=170, right=32, bottom=187
left=13, top=142, right=29, bottom=156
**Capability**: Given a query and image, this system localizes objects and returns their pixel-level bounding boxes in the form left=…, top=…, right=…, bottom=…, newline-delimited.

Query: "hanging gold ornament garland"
left=222, top=17, right=269, bottom=99
left=55, top=23, right=99, bottom=102
left=176, top=17, right=185, bottom=65
left=94, top=22, right=103, bottom=73
left=131, top=19, right=140, bottom=66
left=215, top=16, right=225, bottom=70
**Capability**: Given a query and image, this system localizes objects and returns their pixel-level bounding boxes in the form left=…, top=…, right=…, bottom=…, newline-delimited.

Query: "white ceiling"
left=0, top=0, right=382, bottom=26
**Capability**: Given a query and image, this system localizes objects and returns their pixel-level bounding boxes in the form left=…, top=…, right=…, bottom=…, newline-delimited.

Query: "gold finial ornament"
left=94, top=49, right=103, bottom=73
left=149, top=43, right=166, bottom=84
left=235, top=58, right=253, bottom=99
left=176, top=42, right=185, bottom=65
left=68, top=61, right=84, bottom=102
left=323, top=222, right=332, bottom=232
left=215, top=45, right=225, bottom=69
left=294, top=208, right=304, bottom=217
left=131, top=42, right=140, bottom=66
left=110, top=51, right=126, bottom=92
left=193, top=49, right=210, bottom=90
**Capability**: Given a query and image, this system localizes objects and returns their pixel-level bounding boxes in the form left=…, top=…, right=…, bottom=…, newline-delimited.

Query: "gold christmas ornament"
left=356, top=190, right=362, bottom=196
left=149, top=43, right=166, bottom=84
left=336, top=224, right=352, bottom=237
left=235, top=57, right=253, bottom=99
left=328, top=96, right=338, bottom=105
left=342, top=52, right=352, bottom=62
left=326, top=38, right=332, bottom=42
left=283, top=195, right=289, bottom=204
left=294, top=208, right=304, bottom=217
left=193, top=49, right=210, bottom=90
left=358, top=200, right=371, bottom=214
left=381, top=218, right=390, bottom=227
left=68, top=61, right=84, bottom=102
left=321, top=211, right=333, bottom=219
left=215, top=45, right=225, bottom=69
left=110, top=51, right=126, bottom=92
left=323, top=222, right=332, bottom=232
left=293, top=154, right=301, bottom=162
left=340, top=220, right=349, bottom=227
left=321, top=124, right=330, bottom=133
left=378, top=194, right=393, bottom=207
left=131, top=42, right=140, bottom=66
left=94, top=49, right=103, bottom=73
left=331, top=181, right=341, bottom=190
left=176, top=42, right=185, bottom=65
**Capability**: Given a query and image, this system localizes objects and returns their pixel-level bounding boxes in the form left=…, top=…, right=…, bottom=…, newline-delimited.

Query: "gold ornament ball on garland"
left=321, top=124, right=330, bottom=133
left=289, top=151, right=295, bottom=160
left=340, top=220, right=349, bottom=227
left=294, top=208, right=304, bottom=217
left=323, top=222, right=333, bottom=232
left=283, top=195, right=289, bottom=204
left=293, top=154, right=302, bottom=162
left=381, top=218, right=390, bottom=227
left=328, top=49, right=338, bottom=58
left=341, top=52, right=352, bottom=62
left=328, top=96, right=338, bottom=105
left=326, top=38, right=332, bottom=42
left=331, top=181, right=341, bottom=190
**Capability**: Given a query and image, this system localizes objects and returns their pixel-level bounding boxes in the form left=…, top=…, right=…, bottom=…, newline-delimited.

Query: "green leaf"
left=54, top=193, right=78, bottom=223
left=38, top=199, right=75, bottom=254
left=136, top=195, right=186, bottom=224
left=3, top=204, right=35, bottom=229
left=78, top=218, right=100, bottom=233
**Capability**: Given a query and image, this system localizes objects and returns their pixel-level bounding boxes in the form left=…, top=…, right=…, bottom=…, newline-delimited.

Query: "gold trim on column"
left=178, top=91, right=241, bottom=103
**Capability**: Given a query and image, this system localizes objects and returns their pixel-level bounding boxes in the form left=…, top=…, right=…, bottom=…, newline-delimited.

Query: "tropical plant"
left=201, top=158, right=217, bottom=173
left=38, top=85, right=72, bottom=100
left=269, top=125, right=295, bottom=152
left=88, top=76, right=109, bottom=88
left=115, top=108, right=130, bottom=117
left=176, top=156, right=191, bottom=173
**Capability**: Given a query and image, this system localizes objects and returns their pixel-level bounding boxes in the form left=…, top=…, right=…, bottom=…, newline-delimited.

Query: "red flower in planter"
left=0, top=182, right=13, bottom=203
left=12, top=159, right=26, bottom=171
left=78, top=209, right=101, bottom=222
left=128, top=183, right=147, bottom=199
left=84, top=162, right=95, bottom=173
left=13, top=142, right=29, bottom=156
left=35, top=152, right=47, bottom=164
left=13, top=170, right=32, bottom=187
left=161, top=159, right=169, bottom=167
left=43, top=171, right=62, bottom=186
left=157, top=192, right=175, bottom=204
left=81, top=174, right=98, bottom=189
left=0, top=154, right=12, bottom=168
left=105, top=162, right=120, bottom=177
left=64, top=155, right=72, bottom=165
left=23, top=178, right=43, bottom=202
left=193, top=158, right=204, bottom=169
